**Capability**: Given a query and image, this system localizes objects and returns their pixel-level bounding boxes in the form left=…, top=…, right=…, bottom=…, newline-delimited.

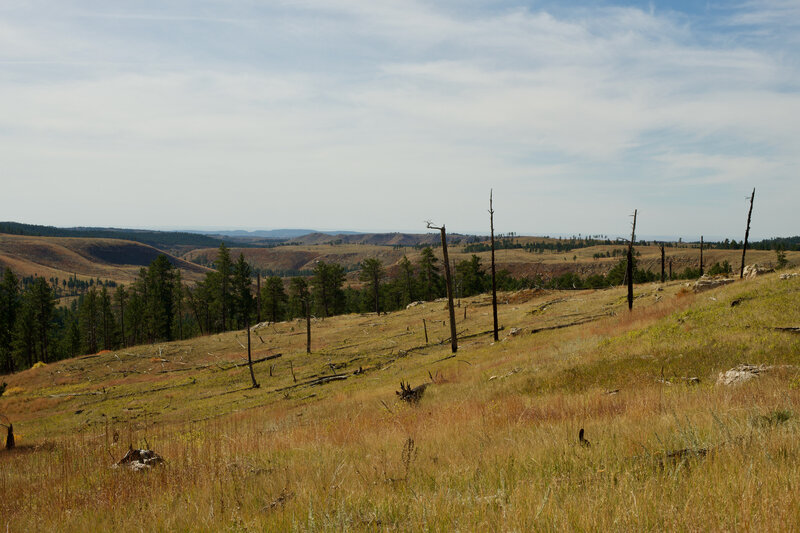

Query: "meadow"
left=2, top=271, right=799, bottom=531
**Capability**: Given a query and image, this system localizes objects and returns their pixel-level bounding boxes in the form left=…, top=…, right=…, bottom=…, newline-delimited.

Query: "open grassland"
left=2, top=273, right=800, bottom=531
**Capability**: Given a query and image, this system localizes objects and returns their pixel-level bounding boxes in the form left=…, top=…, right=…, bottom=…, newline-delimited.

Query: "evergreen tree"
left=359, top=258, right=385, bottom=314
left=261, top=276, right=288, bottom=323
left=30, top=277, right=55, bottom=363
left=146, top=254, right=177, bottom=341
left=114, top=285, right=127, bottom=347
left=312, top=261, right=345, bottom=317
left=214, top=243, right=234, bottom=330
left=12, top=297, right=36, bottom=368
left=290, top=277, right=312, bottom=353
left=100, top=286, right=113, bottom=350
left=0, top=269, right=20, bottom=373
left=417, top=247, right=441, bottom=301
left=456, top=255, right=487, bottom=297
left=398, top=255, right=416, bottom=305
left=232, top=253, right=253, bottom=329
left=79, top=287, right=100, bottom=354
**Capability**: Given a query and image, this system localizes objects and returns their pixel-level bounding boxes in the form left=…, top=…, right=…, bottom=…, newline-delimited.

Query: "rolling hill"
left=0, top=233, right=211, bottom=285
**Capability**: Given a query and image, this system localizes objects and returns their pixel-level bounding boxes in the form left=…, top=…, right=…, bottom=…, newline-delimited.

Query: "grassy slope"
left=183, top=241, right=792, bottom=281
left=0, top=233, right=211, bottom=285
left=1, top=273, right=800, bottom=530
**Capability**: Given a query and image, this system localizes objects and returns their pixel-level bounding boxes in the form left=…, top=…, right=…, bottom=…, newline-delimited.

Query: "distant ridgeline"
left=466, top=236, right=800, bottom=253
left=0, top=221, right=226, bottom=249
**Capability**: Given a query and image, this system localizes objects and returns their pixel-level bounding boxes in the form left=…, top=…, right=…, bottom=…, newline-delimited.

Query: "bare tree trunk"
left=441, top=228, right=457, bottom=353
left=740, top=188, right=755, bottom=278
left=427, top=222, right=457, bottom=353
left=305, top=300, right=311, bottom=354
left=120, top=295, right=126, bottom=347
left=256, top=272, right=261, bottom=324
left=669, top=259, right=673, bottom=280
left=627, top=209, right=637, bottom=311
left=700, top=235, right=704, bottom=276
left=489, top=190, right=499, bottom=342
left=247, top=317, right=259, bottom=389
left=373, top=272, right=380, bottom=315
left=660, top=244, right=665, bottom=283
left=423, top=318, right=428, bottom=344
left=5, top=424, right=13, bottom=450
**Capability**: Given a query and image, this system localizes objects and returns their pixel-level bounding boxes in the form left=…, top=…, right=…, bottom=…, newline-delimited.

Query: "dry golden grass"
left=2, top=272, right=800, bottom=531
left=0, top=233, right=209, bottom=286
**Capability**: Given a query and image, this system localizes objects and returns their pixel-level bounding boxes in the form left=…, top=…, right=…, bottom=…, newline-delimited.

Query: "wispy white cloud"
left=0, top=0, right=797, bottom=237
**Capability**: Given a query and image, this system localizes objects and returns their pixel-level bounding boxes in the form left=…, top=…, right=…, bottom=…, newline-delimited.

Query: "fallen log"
left=529, top=315, right=608, bottom=334
left=272, top=373, right=349, bottom=392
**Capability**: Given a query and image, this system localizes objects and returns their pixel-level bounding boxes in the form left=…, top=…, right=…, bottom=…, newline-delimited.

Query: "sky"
left=0, top=0, right=798, bottom=240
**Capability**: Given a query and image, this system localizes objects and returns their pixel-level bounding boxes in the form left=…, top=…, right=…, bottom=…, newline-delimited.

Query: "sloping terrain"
left=183, top=240, right=789, bottom=281
left=0, top=233, right=211, bottom=285
left=2, top=273, right=800, bottom=530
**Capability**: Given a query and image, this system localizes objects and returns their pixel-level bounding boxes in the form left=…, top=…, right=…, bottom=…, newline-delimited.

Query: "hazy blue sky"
left=1, top=0, right=798, bottom=239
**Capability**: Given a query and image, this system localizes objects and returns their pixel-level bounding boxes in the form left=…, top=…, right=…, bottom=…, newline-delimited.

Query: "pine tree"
left=312, top=262, right=345, bottom=317
left=114, top=285, right=127, bottom=347
left=417, top=247, right=441, bottom=301
left=398, top=255, right=416, bottom=305
left=214, top=243, right=234, bottom=330
left=79, top=287, right=100, bottom=354
left=0, top=269, right=20, bottom=373
left=30, top=277, right=55, bottom=363
left=290, top=277, right=312, bottom=353
left=359, top=258, right=385, bottom=314
left=262, top=276, right=288, bottom=323
left=232, top=253, right=253, bottom=329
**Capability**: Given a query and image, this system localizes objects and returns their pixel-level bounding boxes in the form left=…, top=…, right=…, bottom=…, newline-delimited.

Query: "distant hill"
left=0, top=233, right=210, bottom=285
left=287, top=232, right=478, bottom=246
left=198, top=229, right=361, bottom=239
left=0, top=221, right=225, bottom=251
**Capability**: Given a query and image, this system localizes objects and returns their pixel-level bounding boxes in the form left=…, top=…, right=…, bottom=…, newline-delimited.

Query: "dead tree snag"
left=489, top=190, right=499, bottom=342
left=740, top=188, right=755, bottom=279
left=426, top=221, right=457, bottom=353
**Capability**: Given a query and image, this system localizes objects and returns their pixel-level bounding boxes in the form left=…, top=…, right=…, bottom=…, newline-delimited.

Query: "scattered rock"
left=508, top=327, right=523, bottom=337
left=780, top=273, right=798, bottom=280
left=115, top=446, right=164, bottom=471
left=743, top=264, right=774, bottom=279
left=690, top=276, right=735, bottom=293
left=405, top=301, right=425, bottom=309
left=488, top=368, right=520, bottom=381
left=716, top=364, right=768, bottom=386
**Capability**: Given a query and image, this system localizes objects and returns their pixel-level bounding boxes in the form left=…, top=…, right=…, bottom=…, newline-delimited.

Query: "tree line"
left=0, top=232, right=778, bottom=374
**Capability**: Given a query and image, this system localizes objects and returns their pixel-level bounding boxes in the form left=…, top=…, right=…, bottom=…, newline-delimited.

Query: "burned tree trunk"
left=427, top=222, right=457, bottom=353
left=256, top=272, right=262, bottom=324
left=489, top=190, right=499, bottom=342
left=700, top=236, right=704, bottom=276
left=1, top=417, right=13, bottom=450
left=396, top=381, right=429, bottom=404
left=305, top=300, right=311, bottom=354
left=660, top=244, right=665, bottom=283
left=627, top=210, right=637, bottom=311
left=740, top=188, right=755, bottom=279
left=246, top=317, right=259, bottom=389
